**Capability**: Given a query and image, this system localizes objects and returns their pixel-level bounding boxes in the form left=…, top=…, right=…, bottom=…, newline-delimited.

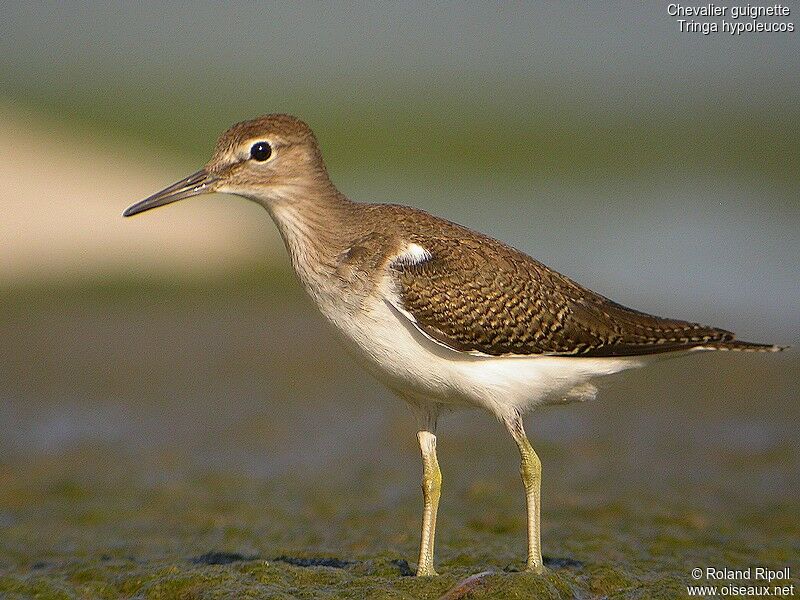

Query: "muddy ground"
left=1, top=290, right=797, bottom=598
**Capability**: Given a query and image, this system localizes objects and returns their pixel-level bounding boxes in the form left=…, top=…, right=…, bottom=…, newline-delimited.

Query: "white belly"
left=320, top=294, right=646, bottom=420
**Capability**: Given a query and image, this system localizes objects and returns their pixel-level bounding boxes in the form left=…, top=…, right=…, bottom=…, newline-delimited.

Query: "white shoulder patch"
left=392, top=243, right=432, bottom=267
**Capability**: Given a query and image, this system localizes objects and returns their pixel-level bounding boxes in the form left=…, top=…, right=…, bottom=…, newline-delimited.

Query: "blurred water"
left=2, top=3, right=798, bottom=109
left=1, top=298, right=797, bottom=508
left=0, top=1, right=797, bottom=537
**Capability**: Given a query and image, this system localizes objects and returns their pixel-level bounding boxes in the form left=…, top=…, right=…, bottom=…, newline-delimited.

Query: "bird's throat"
left=264, top=187, right=354, bottom=295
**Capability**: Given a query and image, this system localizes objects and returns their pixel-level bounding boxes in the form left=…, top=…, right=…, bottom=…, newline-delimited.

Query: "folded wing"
left=389, top=236, right=734, bottom=357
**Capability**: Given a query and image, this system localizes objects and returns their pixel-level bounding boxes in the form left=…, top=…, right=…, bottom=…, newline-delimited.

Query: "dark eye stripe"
left=250, top=142, right=272, bottom=161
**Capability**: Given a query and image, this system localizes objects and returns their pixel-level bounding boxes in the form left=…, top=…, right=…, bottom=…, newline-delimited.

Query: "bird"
left=123, top=114, right=785, bottom=577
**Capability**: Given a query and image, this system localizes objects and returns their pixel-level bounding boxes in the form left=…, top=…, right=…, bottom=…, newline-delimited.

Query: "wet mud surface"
left=1, top=299, right=797, bottom=598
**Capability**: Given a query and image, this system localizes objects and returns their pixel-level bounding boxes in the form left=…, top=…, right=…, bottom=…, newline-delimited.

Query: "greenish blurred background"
left=1, top=3, right=798, bottom=598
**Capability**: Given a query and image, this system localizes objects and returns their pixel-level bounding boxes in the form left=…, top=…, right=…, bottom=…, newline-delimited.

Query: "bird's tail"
left=695, top=339, right=788, bottom=352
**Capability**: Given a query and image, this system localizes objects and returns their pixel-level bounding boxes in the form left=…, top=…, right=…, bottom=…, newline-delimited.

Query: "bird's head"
left=123, top=114, right=330, bottom=217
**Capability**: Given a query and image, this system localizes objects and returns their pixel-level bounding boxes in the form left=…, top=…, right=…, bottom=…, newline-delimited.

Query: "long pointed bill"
left=123, top=169, right=217, bottom=217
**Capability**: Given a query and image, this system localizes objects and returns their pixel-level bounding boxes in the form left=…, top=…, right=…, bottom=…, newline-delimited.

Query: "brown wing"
left=391, top=235, right=733, bottom=357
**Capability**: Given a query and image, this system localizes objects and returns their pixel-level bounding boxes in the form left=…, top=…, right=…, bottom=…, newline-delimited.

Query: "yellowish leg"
left=505, top=415, right=545, bottom=574
left=416, top=430, right=441, bottom=576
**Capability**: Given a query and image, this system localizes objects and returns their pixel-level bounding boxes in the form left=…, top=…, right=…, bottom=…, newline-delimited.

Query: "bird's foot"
left=524, top=561, right=547, bottom=575
left=416, top=565, right=439, bottom=577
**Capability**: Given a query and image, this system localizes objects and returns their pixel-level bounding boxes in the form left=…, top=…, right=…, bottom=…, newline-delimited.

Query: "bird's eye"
left=250, top=141, right=272, bottom=162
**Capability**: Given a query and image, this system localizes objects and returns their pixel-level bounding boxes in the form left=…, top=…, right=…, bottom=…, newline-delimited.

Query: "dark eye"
left=250, top=141, right=272, bottom=161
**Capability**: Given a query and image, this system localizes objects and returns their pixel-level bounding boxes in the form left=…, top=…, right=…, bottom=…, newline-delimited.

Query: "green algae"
left=1, top=299, right=797, bottom=599
left=2, top=449, right=797, bottom=599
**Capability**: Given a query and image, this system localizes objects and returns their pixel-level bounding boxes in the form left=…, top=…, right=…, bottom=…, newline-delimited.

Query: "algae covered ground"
left=1, top=288, right=798, bottom=599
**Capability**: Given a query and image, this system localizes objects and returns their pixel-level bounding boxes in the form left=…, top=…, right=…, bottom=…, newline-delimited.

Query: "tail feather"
left=695, top=339, right=788, bottom=353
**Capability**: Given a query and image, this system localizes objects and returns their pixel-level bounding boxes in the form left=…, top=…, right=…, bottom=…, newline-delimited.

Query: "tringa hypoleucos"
left=124, top=114, right=784, bottom=576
